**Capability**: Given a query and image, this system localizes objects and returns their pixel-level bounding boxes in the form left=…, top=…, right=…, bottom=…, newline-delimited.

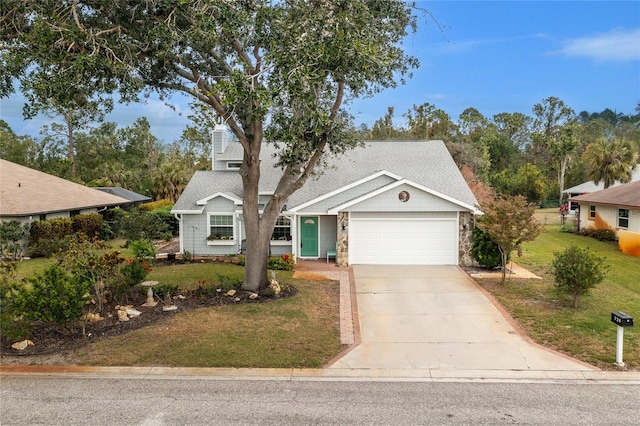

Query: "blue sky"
left=1, top=0, right=639, bottom=143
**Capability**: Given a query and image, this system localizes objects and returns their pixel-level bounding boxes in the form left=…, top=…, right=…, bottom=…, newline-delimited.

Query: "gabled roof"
left=172, top=140, right=479, bottom=213
left=327, top=178, right=479, bottom=214
left=96, top=187, right=152, bottom=203
left=570, top=180, right=640, bottom=209
left=0, top=159, right=130, bottom=216
left=563, top=167, right=640, bottom=194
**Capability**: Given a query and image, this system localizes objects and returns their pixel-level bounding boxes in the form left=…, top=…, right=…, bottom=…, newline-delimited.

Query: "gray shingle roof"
left=96, top=187, right=152, bottom=203
left=173, top=140, right=478, bottom=212
left=0, top=159, right=130, bottom=216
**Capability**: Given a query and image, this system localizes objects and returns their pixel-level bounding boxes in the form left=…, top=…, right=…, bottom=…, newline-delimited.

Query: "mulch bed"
left=1, top=281, right=296, bottom=359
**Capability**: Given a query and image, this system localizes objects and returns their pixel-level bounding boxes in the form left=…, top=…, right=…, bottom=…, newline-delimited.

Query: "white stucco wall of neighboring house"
left=578, top=204, right=639, bottom=234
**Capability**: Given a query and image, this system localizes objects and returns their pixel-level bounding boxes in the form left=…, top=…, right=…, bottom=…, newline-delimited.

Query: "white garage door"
left=350, top=218, right=458, bottom=265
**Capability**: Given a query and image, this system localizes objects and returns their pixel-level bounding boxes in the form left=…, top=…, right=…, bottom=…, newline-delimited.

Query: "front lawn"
left=477, top=225, right=640, bottom=370
left=7, top=259, right=343, bottom=368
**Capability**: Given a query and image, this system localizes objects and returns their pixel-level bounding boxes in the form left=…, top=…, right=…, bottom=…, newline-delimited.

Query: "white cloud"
left=557, top=28, right=640, bottom=61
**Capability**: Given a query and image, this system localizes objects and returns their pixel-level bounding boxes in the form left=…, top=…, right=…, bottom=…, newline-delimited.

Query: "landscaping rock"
left=11, top=340, right=34, bottom=350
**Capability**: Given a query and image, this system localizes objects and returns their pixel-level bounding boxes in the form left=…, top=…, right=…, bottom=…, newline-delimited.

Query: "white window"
left=589, top=205, right=596, bottom=220
left=227, top=162, right=242, bottom=170
left=618, top=209, right=629, bottom=229
left=271, top=217, right=292, bottom=241
left=208, top=214, right=235, bottom=243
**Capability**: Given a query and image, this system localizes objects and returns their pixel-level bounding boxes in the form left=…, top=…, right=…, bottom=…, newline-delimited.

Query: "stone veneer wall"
left=336, top=212, right=349, bottom=266
left=459, top=211, right=475, bottom=267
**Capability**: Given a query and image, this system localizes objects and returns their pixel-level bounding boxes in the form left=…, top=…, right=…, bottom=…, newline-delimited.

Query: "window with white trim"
left=589, top=205, right=596, bottom=220
left=618, top=209, right=629, bottom=229
left=208, top=214, right=234, bottom=242
left=271, top=217, right=292, bottom=241
left=227, top=162, right=242, bottom=170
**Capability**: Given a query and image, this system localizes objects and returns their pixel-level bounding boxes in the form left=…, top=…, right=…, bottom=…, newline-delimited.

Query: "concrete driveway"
left=329, top=265, right=594, bottom=372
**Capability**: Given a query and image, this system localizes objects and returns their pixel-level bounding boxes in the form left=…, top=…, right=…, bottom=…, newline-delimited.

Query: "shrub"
left=154, top=283, right=179, bottom=298
left=581, top=228, right=616, bottom=242
left=182, top=250, right=193, bottom=263
left=119, top=208, right=169, bottom=241
left=216, top=273, right=242, bottom=291
left=72, top=213, right=103, bottom=240
left=550, top=245, right=608, bottom=308
left=471, top=226, right=503, bottom=269
left=119, top=259, right=151, bottom=288
left=28, top=218, right=73, bottom=257
left=16, top=264, right=91, bottom=326
left=129, top=239, right=156, bottom=261
left=559, top=223, right=577, bottom=233
left=267, top=254, right=295, bottom=271
left=0, top=220, right=29, bottom=260
left=0, top=261, right=31, bottom=340
left=139, top=199, right=173, bottom=211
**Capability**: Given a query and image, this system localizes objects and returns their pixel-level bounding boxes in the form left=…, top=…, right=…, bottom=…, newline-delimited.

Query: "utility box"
left=611, top=312, right=634, bottom=327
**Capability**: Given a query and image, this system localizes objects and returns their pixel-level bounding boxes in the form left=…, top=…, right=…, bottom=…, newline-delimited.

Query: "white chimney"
left=211, top=124, right=228, bottom=170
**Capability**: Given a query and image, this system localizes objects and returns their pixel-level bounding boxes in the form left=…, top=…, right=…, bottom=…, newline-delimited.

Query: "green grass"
left=478, top=224, right=640, bottom=370
left=71, top=275, right=342, bottom=368
left=146, top=262, right=247, bottom=290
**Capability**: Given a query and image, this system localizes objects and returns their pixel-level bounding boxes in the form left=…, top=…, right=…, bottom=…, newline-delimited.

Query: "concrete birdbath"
left=141, top=281, right=159, bottom=307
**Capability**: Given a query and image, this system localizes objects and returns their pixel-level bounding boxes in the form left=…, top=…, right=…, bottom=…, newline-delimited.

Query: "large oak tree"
left=1, top=1, right=419, bottom=291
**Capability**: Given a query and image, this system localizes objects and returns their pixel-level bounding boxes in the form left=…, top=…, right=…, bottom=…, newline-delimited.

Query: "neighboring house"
left=96, top=187, right=153, bottom=205
left=0, top=159, right=132, bottom=226
left=570, top=180, right=640, bottom=257
left=563, top=167, right=640, bottom=211
left=172, top=132, right=480, bottom=266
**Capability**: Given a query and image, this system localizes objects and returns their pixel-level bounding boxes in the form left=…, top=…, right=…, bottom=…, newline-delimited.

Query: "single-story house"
left=563, top=167, right=640, bottom=211
left=0, top=159, right=133, bottom=226
left=171, top=132, right=481, bottom=266
left=569, top=180, right=640, bottom=257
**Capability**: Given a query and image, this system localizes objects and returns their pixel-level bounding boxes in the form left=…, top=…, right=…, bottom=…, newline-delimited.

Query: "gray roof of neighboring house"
left=563, top=167, right=640, bottom=194
left=570, top=180, right=640, bottom=209
left=96, top=187, right=153, bottom=203
left=173, top=140, right=478, bottom=212
left=0, top=159, right=130, bottom=216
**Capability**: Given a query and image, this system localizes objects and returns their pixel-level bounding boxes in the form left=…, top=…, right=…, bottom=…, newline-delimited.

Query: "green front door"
left=300, top=216, right=319, bottom=257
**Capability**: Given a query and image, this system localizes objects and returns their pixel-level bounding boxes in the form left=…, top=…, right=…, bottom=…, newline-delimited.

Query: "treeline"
left=358, top=97, right=640, bottom=206
left=2, top=96, right=639, bottom=206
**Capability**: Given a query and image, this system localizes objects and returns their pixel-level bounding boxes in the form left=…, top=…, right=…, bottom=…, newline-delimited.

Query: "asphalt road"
left=1, top=377, right=638, bottom=425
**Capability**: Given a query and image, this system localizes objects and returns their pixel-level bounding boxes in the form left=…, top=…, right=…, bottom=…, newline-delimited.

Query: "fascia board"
left=196, top=192, right=243, bottom=206
left=289, top=170, right=402, bottom=213
left=170, top=208, right=204, bottom=214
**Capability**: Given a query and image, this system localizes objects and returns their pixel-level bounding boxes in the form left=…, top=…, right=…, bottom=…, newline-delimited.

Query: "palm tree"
left=583, top=138, right=638, bottom=188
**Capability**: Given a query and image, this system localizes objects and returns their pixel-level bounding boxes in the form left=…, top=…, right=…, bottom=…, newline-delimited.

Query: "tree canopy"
left=1, top=1, right=419, bottom=291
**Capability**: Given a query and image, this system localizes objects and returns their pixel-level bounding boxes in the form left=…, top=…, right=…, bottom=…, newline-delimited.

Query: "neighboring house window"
left=39, top=214, right=46, bottom=221
left=227, top=162, right=242, bottom=170
left=618, top=209, right=629, bottom=229
left=589, top=205, right=596, bottom=220
left=271, top=217, right=292, bottom=241
left=70, top=210, right=81, bottom=217
left=208, top=214, right=234, bottom=242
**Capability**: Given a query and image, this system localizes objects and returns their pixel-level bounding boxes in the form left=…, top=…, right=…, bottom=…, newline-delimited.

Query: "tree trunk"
left=500, top=248, right=508, bottom=283
left=572, top=293, right=579, bottom=308
left=558, top=154, right=568, bottom=207
left=67, top=118, right=75, bottom=177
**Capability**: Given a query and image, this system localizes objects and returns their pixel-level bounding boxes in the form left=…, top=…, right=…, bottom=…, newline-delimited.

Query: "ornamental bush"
left=16, top=264, right=91, bottom=326
left=550, top=245, right=608, bottom=308
left=72, top=213, right=103, bottom=240
left=581, top=228, right=616, bottom=242
left=267, top=254, right=295, bottom=271
left=471, top=226, right=503, bottom=269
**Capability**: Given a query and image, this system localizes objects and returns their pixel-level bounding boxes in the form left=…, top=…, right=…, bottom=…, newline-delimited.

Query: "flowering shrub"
left=267, top=254, right=295, bottom=271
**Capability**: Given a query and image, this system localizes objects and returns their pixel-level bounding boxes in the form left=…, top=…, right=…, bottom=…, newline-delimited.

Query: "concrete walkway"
left=329, top=265, right=595, bottom=374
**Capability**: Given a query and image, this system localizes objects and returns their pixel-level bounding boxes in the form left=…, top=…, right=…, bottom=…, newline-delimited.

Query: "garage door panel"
left=350, top=219, right=457, bottom=265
